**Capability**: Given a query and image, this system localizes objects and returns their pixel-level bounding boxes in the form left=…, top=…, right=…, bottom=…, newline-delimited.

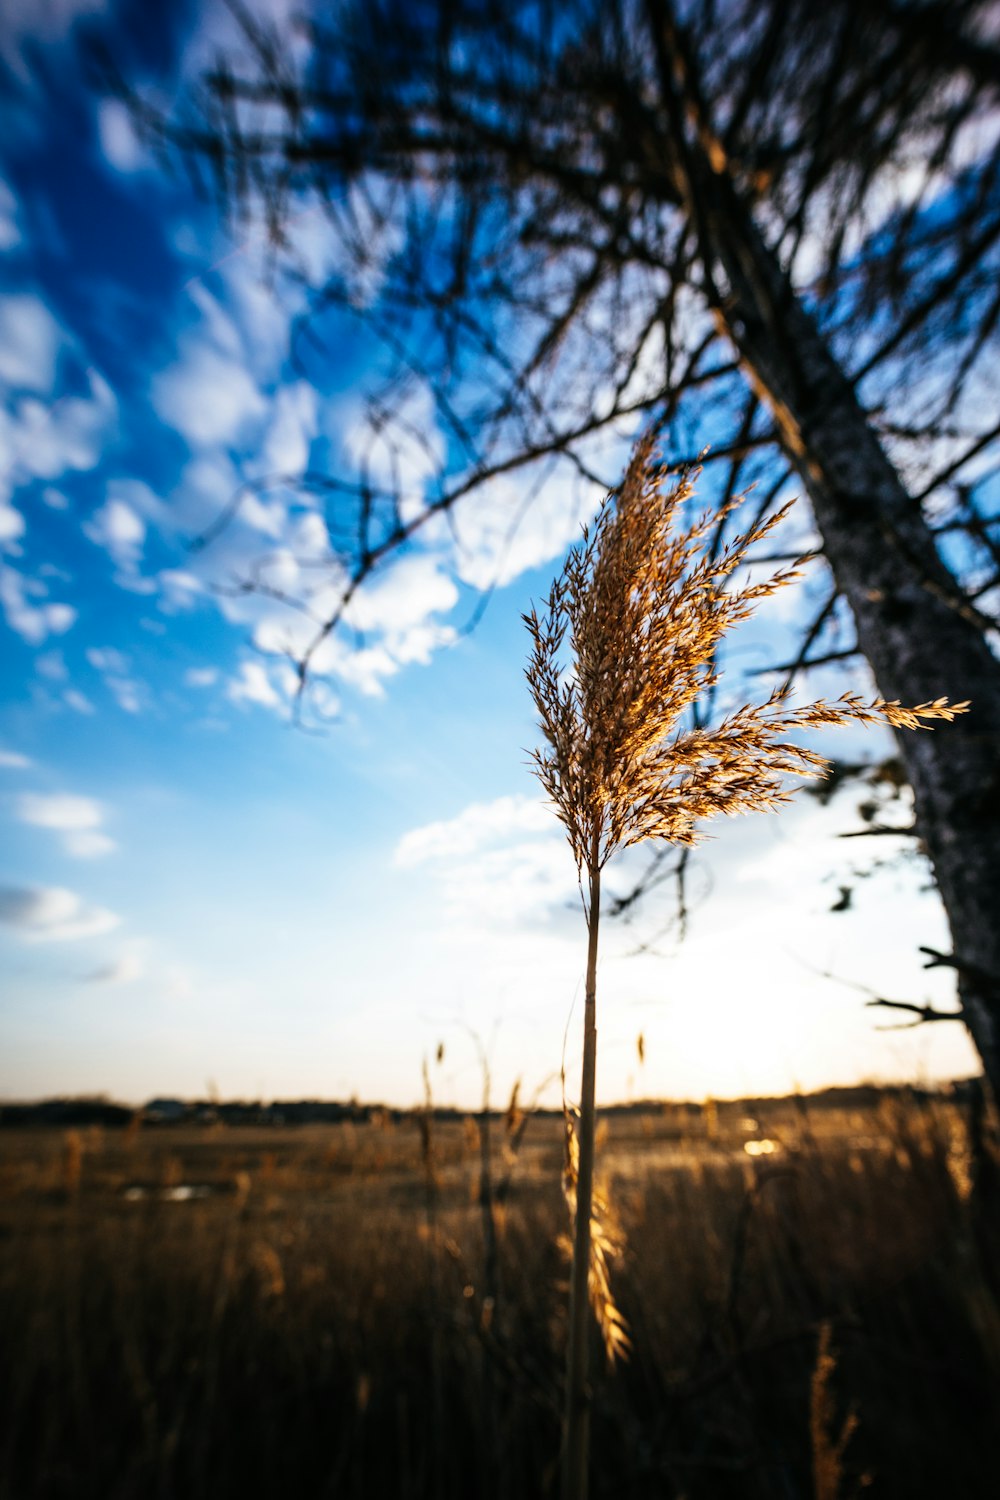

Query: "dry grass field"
left=1, top=1088, right=998, bottom=1499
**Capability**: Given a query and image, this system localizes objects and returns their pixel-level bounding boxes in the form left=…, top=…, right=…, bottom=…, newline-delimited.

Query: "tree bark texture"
left=562, top=856, right=601, bottom=1500
left=667, top=104, right=1000, bottom=1098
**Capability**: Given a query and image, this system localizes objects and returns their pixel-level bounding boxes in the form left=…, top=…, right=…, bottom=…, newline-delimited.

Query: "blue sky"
left=0, top=0, right=980, bottom=1108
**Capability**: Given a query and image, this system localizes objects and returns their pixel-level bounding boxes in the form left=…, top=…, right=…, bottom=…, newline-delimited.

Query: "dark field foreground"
left=2, top=1091, right=999, bottom=1499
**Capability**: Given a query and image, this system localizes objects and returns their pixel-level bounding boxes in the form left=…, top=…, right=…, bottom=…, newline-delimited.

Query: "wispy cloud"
left=0, top=177, right=21, bottom=251
left=244, top=548, right=461, bottom=699
left=0, top=497, right=25, bottom=551
left=395, top=795, right=555, bottom=868
left=0, top=562, right=76, bottom=645
left=449, top=470, right=604, bottom=591
left=0, top=295, right=61, bottom=393
left=226, top=658, right=294, bottom=711
left=36, top=649, right=67, bottom=680
left=84, top=496, right=146, bottom=574
left=16, top=792, right=116, bottom=858
left=96, top=98, right=146, bottom=175
left=1, top=363, right=117, bottom=501
left=151, top=342, right=266, bottom=449
left=394, top=794, right=575, bottom=930
left=260, top=381, right=317, bottom=474
left=0, top=0, right=105, bottom=84
left=85, top=646, right=147, bottom=714
left=0, top=884, right=120, bottom=942
left=63, top=688, right=96, bottom=715
left=84, top=948, right=144, bottom=985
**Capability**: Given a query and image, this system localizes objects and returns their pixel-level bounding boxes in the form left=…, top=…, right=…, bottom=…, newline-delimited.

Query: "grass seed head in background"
left=525, top=432, right=968, bottom=1500
left=525, top=434, right=968, bottom=875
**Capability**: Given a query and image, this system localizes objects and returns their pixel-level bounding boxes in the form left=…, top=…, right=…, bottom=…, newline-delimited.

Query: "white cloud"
left=395, top=794, right=555, bottom=868
left=332, top=554, right=459, bottom=687
left=0, top=562, right=75, bottom=644
left=345, top=553, right=459, bottom=638
left=0, top=295, right=61, bottom=392
left=86, top=646, right=129, bottom=675
left=36, top=648, right=67, bottom=680
left=451, top=471, right=604, bottom=591
left=313, top=638, right=398, bottom=698
left=84, top=949, right=144, bottom=985
left=391, top=793, right=580, bottom=938
left=240, top=546, right=460, bottom=698
left=84, top=496, right=145, bottom=571
left=103, top=477, right=169, bottom=532
left=386, top=619, right=456, bottom=666
left=151, top=343, right=266, bottom=448
left=305, top=678, right=340, bottom=718
left=238, top=491, right=289, bottom=539
left=216, top=237, right=301, bottom=373
left=0, top=0, right=106, bottom=82
left=96, top=98, right=145, bottom=174
left=16, top=792, right=115, bottom=857
left=0, top=178, right=21, bottom=251
left=227, top=659, right=285, bottom=710
left=63, top=688, right=95, bottom=715
left=0, top=748, right=31, bottom=768
left=107, top=676, right=144, bottom=714
left=17, top=792, right=101, bottom=828
left=0, top=884, right=120, bottom=942
left=261, top=381, right=317, bottom=474
left=338, top=384, right=444, bottom=504
left=0, top=368, right=117, bottom=491
left=85, top=645, right=147, bottom=713
left=184, top=666, right=218, bottom=687
left=290, top=509, right=329, bottom=555
left=0, top=498, right=25, bottom=549
left=184, top=282, right=243, bottom=357
left=158, top=568, right=203, bottom=611
left=66, top=829, right=116, bottom=857
left=170, top=451, right=241, bottom=532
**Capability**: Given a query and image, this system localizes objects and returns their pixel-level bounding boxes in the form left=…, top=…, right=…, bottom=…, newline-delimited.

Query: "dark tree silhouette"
left=135, top=0, right=1000, bottom=1096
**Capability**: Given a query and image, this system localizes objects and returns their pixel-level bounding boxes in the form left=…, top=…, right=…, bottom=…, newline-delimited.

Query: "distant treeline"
left=0, top=1078, right=978, bottom=1129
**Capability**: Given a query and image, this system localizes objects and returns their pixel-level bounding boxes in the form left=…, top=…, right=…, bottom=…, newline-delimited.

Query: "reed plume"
left=524, top=433, right=967, bottom=1500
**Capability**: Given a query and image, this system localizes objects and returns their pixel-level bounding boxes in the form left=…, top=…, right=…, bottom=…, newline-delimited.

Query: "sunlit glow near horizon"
left=0, top=0, right=980, bottom=1111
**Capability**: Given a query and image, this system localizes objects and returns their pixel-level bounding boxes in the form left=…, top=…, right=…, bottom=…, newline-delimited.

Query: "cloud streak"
left=84, top=950, right=144, bottom=985
left=0, top=884, right=120, bottom=942
left=16, top=792, right=116, bottom=858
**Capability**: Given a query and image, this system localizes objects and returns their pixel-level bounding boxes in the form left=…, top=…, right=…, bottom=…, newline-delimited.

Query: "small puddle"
left=122, top=1183, right=215, bottom=1202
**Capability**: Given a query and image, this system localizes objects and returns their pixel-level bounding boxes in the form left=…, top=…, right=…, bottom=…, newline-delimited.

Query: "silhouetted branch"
left=864, top=996, right=964, bottom=1028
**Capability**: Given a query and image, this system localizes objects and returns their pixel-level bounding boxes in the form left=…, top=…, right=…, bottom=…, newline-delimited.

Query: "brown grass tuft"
left=560, top=1111, right=631, bottom=1365
left=810, top=1321, right=860, bottom=1500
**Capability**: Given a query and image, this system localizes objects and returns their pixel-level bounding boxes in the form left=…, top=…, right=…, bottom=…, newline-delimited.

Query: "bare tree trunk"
left=665, top=91, right=1000, bottom=1097
left=563, top=852, right=601, bottom=1500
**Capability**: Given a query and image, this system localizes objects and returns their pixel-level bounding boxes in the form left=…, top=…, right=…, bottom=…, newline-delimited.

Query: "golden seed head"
left=525, top=435, right=968, bottom=873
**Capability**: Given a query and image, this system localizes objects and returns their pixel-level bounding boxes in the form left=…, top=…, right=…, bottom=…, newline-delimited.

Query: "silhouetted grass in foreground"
left=1, top=1088, right=998, bottom=1499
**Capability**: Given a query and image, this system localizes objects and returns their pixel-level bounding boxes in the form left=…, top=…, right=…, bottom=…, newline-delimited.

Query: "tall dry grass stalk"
left=524, top=434, right=967, bottom=1500
left=810, top=1322, right=860, bottom=1500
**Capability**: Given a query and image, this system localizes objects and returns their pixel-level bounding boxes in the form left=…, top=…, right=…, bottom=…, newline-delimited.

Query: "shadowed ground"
left=1, top=1089, right=997, bottom=1499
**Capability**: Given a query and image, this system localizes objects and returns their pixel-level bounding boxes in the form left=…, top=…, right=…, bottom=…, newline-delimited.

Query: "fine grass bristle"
left=524, top=433, right=968, bottom=876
